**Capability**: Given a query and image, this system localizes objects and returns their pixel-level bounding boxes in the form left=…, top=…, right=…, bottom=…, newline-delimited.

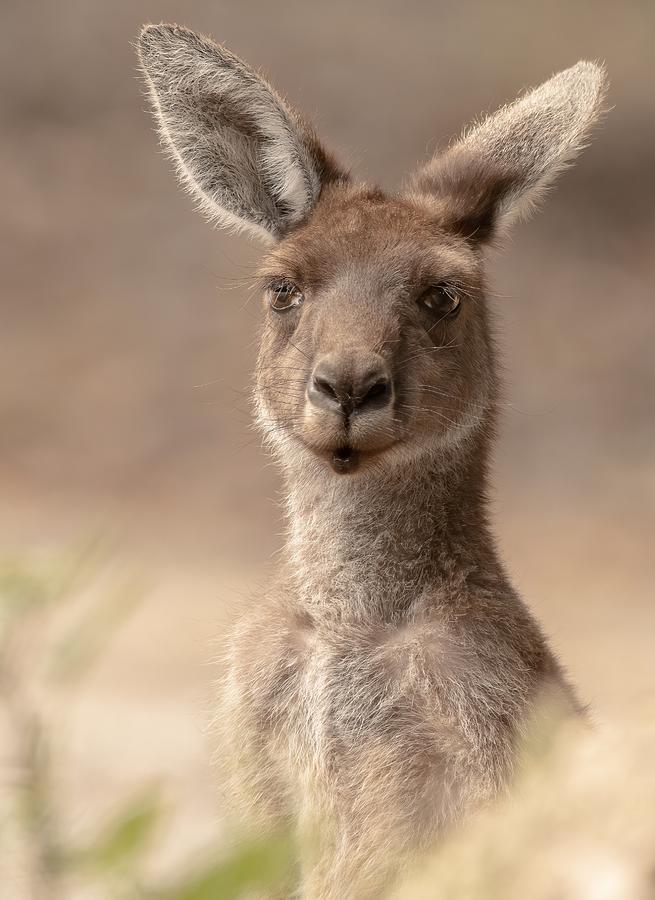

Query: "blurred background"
left=1, top=0, right=654, bottom=895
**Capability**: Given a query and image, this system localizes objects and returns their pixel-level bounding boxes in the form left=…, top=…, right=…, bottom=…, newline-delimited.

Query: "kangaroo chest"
left=264, top=612, right=501, bottom=798
left=226, top=596, right=544, bottom=836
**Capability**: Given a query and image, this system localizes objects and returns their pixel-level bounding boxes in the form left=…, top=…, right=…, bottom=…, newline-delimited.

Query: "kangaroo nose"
left=308, top=354, right=393, bottom=415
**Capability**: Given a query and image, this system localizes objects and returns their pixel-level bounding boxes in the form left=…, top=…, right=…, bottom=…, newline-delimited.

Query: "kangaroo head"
left=138, top=25, right=606, bottom=476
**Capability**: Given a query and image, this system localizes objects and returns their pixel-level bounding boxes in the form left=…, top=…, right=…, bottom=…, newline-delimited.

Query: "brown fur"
left=137, top=26, right=607, bottom=898
left=217, top=183, right=581, bottom=898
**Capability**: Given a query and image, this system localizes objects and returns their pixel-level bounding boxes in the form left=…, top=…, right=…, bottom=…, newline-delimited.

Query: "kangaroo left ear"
left=408, top=61, right=608, bottom=244
left=138, top=24, right=348, bottom=243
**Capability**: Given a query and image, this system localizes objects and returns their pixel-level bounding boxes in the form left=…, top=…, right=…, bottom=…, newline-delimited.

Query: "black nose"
left=308, top=354, right=393, bottom=415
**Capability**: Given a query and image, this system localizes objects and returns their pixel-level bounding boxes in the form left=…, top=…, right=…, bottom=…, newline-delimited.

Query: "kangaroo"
left=138, top=24, right=607, bottom=899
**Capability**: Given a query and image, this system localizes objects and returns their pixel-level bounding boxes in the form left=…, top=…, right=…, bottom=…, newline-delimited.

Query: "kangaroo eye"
left=268, top=280, right=304, bottom=312
left=417, top=283, right=461, bottom=318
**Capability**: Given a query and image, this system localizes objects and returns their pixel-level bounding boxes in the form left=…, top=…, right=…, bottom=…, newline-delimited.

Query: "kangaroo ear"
left=137, top=24, right=348, bottom=242
left=409, top=62, right=608, bottom=244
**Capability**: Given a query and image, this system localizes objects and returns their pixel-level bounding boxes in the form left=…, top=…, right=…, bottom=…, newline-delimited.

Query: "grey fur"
left=412, top=61, right=607, bottom=238
left=138, top=24, right=345, bottom=241
left=137, top=26, right=608, bottom=899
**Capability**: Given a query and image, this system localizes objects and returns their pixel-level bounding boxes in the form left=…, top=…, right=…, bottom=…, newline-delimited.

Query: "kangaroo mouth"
left=297, top=433, right=399, bottom=475
left=330, top=445, right=359, bottom=474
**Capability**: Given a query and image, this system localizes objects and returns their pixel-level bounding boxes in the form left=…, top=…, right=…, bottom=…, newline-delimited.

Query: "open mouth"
left=298, top=435, right=399, bottom=475
left=330, top=445, right=359, bottom=474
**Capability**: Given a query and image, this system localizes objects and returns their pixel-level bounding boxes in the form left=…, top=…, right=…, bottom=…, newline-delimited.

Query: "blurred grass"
left=391, top=711, right=655, bottom=900
left=1, top=548, right=654, bottom=899
left=0, top=547, right=295, bottom=899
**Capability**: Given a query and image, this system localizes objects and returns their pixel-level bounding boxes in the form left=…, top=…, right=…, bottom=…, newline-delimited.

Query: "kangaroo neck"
left=283, top=444, right=500, bottom=623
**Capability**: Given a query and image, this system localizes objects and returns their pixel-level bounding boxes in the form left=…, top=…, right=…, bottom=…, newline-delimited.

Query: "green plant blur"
left=0, top=546, right=294, bottom=899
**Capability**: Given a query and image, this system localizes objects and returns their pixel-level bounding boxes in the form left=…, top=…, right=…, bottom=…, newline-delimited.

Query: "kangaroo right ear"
left=409, top=62, right=608, bottom=244
left=137, top=24, right=348, bottom=243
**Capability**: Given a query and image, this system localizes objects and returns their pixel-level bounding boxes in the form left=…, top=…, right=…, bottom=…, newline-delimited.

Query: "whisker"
left=287, top=339, right=311, bottom=361
left=396, top=403, right=465, bottom=429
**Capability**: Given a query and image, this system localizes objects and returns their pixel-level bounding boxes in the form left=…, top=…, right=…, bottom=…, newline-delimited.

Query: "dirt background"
left=1, top=0, right=654, bottom=880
